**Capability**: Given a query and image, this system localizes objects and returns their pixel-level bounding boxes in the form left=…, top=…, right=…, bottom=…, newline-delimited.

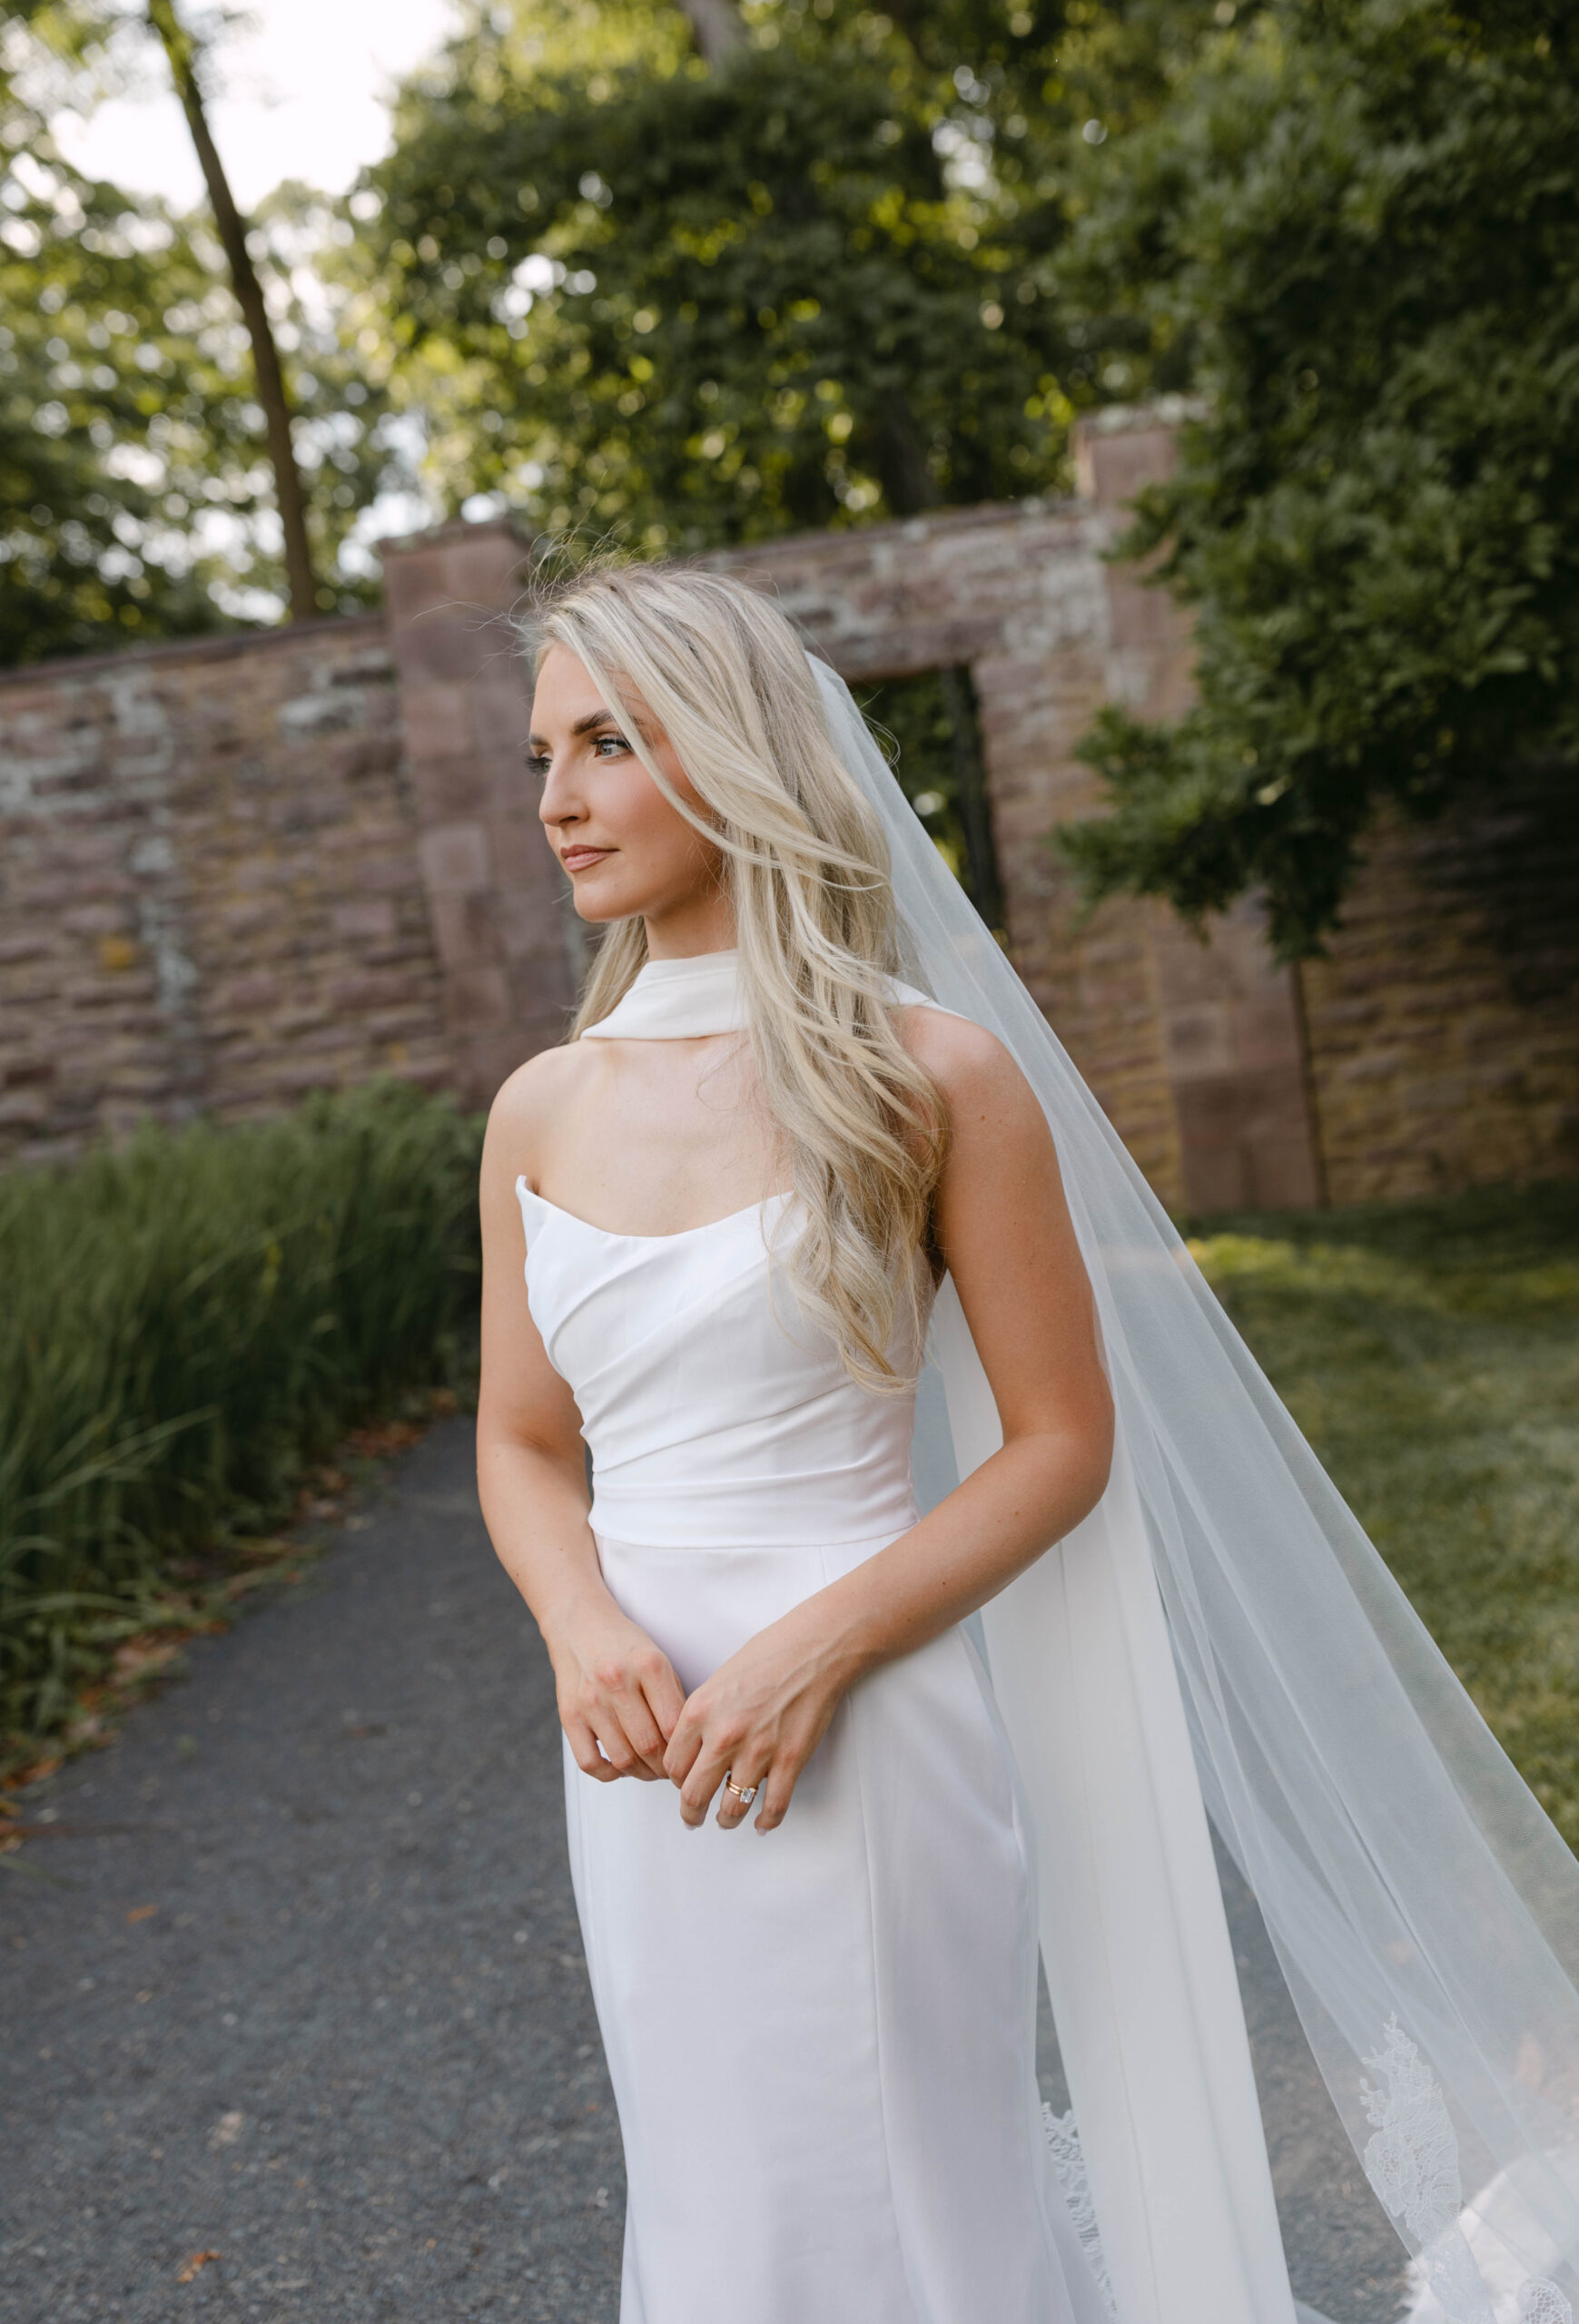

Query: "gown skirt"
left=518, top=1181, right=1110, bottom=2324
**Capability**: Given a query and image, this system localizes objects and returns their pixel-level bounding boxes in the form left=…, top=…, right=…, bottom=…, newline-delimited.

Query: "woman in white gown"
left=477, top=566, right=1119, bottom=2323
left=477, top=564, right=1579, bottom=2324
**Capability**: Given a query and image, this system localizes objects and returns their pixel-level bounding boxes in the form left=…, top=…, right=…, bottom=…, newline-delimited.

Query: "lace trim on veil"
left=1043, top=2102, right=1118, bottom=2318
left=1041, top=2048, right=1577, bottom=2324
left=1362, top=2019, right=1574, bottom=2324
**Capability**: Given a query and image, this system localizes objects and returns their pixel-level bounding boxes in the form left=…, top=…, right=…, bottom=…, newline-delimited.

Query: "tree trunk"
left=676, top=0, right=746, bottom=65
left=145, top=0, right=321, bottom=621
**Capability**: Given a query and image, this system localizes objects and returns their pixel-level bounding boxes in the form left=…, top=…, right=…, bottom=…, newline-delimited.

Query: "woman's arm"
left=476, top=1061, right=686, bottom=1783
left=663, top=1011, right=1114, bottom=1833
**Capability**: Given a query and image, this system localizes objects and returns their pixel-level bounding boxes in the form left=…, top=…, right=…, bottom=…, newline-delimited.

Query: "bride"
left=475, top=565, right=1579, bottom=2324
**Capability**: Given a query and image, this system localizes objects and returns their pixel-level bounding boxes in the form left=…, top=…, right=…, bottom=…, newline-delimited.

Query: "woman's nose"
left=538, top=763, right=580, bottom=829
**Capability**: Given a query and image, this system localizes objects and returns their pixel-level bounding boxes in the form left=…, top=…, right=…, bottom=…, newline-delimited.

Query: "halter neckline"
left=579, top=950, right=945, bottom=1042
left=580, top=950, right=746, bottom=1041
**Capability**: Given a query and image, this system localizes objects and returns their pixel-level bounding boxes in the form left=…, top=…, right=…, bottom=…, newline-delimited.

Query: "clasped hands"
left=551, top=1599, right=851, bottom=1834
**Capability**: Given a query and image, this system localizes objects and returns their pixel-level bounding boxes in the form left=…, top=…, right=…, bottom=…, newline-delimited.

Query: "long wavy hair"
left=524, top=561, right=944, bottom=1393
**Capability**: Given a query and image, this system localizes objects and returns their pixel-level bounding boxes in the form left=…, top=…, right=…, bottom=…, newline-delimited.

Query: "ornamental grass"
left=0, top=1080, right=482, bottom=1754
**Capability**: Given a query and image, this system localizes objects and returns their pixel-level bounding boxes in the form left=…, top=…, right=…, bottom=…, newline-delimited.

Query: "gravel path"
left=2, top=1418, right=1406, bottom=2323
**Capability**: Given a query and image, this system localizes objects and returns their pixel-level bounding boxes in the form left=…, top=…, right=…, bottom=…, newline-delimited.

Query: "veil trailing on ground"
left=810, top=655, right=1579, bottom=2324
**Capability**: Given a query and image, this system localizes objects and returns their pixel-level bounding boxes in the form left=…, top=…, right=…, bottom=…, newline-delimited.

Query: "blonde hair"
left=525, top=562, right=944, bottom=1393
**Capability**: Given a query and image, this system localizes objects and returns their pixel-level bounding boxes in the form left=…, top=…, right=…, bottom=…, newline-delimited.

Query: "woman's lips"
left=560, top=846, right=613, bottom=872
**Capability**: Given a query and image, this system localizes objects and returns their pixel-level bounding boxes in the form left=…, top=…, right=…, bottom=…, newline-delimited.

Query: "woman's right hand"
left=546, top=1599, right=686, bottom=1782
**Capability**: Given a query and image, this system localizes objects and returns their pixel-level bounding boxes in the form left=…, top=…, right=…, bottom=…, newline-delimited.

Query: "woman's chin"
left=569, top=877, right=640, bottom=924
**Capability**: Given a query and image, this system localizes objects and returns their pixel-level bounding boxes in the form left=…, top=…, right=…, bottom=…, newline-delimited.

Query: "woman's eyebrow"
left=526, top=707, right=622, bottom=752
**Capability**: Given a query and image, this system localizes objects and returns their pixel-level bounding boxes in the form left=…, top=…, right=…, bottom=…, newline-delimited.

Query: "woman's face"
left=528, top=645, right=725, bottom=930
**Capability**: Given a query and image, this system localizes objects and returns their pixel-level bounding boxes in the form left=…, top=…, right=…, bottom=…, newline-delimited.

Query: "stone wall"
left=1301, top=774, right=1579, bottom=1203
left=0, top=617, right=449, bottom=1161
left=383, top=520, right=579, bottom=1110
left=703, top=425, right=1322, bottom=1215
left=706, top=497, right=1187, bottom=1194
left=2, top=422, right=1574, bottom=1209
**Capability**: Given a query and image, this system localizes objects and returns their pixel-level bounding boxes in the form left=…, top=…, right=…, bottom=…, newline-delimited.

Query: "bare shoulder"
left=893, top=1000, right=1069, bottom=1255
left=482, top=1040, right=599, bottom=1181
left=489, top=1039, right=588, bottom=1128
left=892, top=1000, right=1043, bottom=1139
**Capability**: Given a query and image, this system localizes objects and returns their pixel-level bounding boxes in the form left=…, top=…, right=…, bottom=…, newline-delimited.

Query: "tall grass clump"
left=1, top=1081, right=483, bottom=1747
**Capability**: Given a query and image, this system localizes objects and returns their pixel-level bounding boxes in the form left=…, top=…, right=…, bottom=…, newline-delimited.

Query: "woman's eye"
left=525, top=730, right=629, bottom=777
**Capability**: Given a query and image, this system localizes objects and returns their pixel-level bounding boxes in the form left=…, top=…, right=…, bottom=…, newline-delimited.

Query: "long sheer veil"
left=810, top=655, right=1579, bottom=2324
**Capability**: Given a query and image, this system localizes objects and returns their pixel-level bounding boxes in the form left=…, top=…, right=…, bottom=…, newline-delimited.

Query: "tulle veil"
left=810, top=655, right=1579, bottom=2324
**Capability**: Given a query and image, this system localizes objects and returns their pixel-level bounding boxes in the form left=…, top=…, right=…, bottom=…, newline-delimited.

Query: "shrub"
left=0, top=1081, right=483, bottom=1743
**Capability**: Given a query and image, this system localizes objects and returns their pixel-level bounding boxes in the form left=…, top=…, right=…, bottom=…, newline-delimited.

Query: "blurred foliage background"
left=4, top=0, right=1575, bottom=1170
left=355, top=0, right=1214, bottom=543
left=3, top=0, right=1226, bottom=648
left=1, top=2, right=409, bottom=655
left=1061, top=0, right=1579, bottom=955
left=7, top=0, right=1574, bottom=943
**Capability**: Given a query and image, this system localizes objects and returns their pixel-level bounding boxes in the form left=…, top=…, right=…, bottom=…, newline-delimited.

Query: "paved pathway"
left=2, top=1420, right=1407, bottom=2323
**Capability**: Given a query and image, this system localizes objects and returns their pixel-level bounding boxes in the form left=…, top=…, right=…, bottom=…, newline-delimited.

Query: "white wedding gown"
left=516, top=1176, right=1114, bottom=2324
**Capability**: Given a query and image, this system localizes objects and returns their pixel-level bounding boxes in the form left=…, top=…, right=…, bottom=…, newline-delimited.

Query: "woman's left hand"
left=663, top=1609, right=854, bottom=1834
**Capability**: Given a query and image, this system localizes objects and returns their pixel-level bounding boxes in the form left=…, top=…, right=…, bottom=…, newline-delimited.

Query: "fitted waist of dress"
left=583, top=1396, right=922, bottom=1548
left=587, top=1479, right=921, bottom=1554
left=593, top=1521, right=919, bottom=1577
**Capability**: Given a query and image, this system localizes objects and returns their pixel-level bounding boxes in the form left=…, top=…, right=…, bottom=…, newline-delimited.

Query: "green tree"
left=1, top=2, right=210, bottom=657
left=145, top=0, right=321, bottom=617
left=0, top=155, right=215, bottom=660
left=1057, top=0, right=1579, bottom=956
left=361, top=0, right=1236, bottom=547
left=1, top=7, right=409, bottom=665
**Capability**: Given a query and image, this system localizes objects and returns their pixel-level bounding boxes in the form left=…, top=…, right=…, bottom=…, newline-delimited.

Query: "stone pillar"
left=1074, top=411, right=1324, bottom=1211
left=381, top=518, right=579, bottom=1108
left=1150, top=901, right=1325, bottom=1211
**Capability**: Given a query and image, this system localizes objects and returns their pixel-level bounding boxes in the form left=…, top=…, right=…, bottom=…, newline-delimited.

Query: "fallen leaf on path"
left=112, top=1638, right=182, bottom=1686
left=176, top=2250, right=220, bottom=2283
left=345, top=1415, right=428, bottom=1458
left=4, top=1755, right=63, bottom=1789
left=128, top=1903, right=158, bottom=1923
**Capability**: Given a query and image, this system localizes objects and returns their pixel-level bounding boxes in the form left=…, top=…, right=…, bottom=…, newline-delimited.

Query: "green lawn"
left=1187, top=1178, right=1579, bottom=1852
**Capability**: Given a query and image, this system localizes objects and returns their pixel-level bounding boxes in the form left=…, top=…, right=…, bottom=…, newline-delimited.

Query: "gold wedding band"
left=724, top=1773, right=758, bottom=1807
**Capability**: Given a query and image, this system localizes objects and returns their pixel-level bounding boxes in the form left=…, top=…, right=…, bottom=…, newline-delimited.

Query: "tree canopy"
left=18, top=0, right=1576, bottom=977
left=0, top=4, right=406, bottom=664
left=360, top=0, right=1231, bottom=547
left=1057, top=0, right=1579, bottom=955
left=5, top=0, right=1239, bottom=660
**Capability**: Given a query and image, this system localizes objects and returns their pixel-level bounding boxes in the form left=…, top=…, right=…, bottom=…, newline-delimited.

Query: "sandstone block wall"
left=706, top=428, right=1322, bottom=1216
left=706, top=496, right=1190, bottom=1197
left=383, top=519, right=579, bottom=1109
left=2, top=426, right=1574, bottom=1211
left=0, top=617, right=449, bottom=1162
left=1301, top=779, right=1579, bottom=1204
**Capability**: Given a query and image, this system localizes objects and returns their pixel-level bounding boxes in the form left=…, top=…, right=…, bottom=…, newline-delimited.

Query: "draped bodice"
left=516, top=1182, right=926, bottom=1550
